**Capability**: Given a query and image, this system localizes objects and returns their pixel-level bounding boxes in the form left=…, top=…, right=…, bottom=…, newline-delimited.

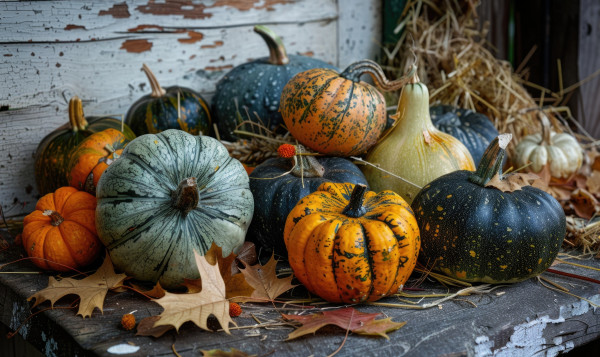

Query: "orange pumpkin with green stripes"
left=280, top=60, right=415, bottom=156
left=284, top=182, right=420, bottom=303
left=67, top=128, right=132, bottom=195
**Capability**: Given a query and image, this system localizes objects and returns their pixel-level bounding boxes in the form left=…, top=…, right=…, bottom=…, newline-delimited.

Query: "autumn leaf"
left=485, top=172, right=540, bottom=192
left=201, top=348, right=256, bottom=357
left=152, top=250, right=235, bottom=334
left=136, top=316, right=173, bottom=338
left=201, top=244, right=254, bottom=299
left=28, top=254, right=127, bottom=318
left=282, top=307, right=406, bottom=340
left=129, top=282, right=167, bottom=299
left=570, top=188, right=600, bottom=220
left=238, top=254, right=296, bottom=302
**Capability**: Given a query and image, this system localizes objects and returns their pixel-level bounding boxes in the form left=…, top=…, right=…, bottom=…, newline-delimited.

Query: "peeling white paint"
left=107, top=344, right=141, bottom=354
left=10, top=301, right=29, bottom=338
left=41, top=330, right=59, bottom=357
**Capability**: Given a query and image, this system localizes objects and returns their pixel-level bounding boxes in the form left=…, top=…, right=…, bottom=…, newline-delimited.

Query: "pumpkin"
left=21, top=186, right=101, bottom=271
left=248, top=144, right=369, bottom=258
left=284, top=182, right=420, bottom=303
left=67, top=128, right=132, bottom=195
left=514, top=113, right=583, bottom=179
left=95, top=129, right=254, bottom=289
left=362, top=73, right=475, bottom=204
left=280, top=61, right=416, bottom=157
left=430, top=105, right=499, bottom=166
left=211, top=25, right=337, bottom=141
left=411, top=134, right=566, bottom=283
left=34, top=96, right=136, bottom=195
left=125, top=64, right=211, bottom=136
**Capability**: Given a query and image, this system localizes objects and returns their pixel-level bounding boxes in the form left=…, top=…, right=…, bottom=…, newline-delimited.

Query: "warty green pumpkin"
left=411, top=134, right=566, bottom=283
left=95, top=129, right=254, bottom=289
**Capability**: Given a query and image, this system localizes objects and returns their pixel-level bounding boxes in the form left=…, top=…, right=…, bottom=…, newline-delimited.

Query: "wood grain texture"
left=578, top=0, right=600, bottom=138
left=0, top=0, right=381, bottom=215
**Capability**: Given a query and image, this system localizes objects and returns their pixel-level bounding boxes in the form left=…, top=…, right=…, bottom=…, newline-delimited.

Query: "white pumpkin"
left=514, top=114, right=582, bottom=179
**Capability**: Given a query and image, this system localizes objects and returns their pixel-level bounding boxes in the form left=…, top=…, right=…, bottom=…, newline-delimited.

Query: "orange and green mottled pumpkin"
left=67, top=128, right=132, bottom=195
left=284, top=182, right=420, bottom=303
left=22, top=186, right=102, bottom=271
left=34, top=96, right=136, bottom=195
left=280, top=60, right=415, bottom=156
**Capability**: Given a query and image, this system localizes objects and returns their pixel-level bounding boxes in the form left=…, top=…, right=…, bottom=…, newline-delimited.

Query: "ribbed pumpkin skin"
left=284, top=182, right=420, bottom=303
left=22, top=187, right=101, bottom=271
left=411, top=171, right=566, bottom=283
left=125, top=86, right=211, bottom=136
left=430, top=105, right=499, bottom=166
left=280, top=68, right=387, bottom=156
left=34, top=117, right=136, bottom=196
left=248, top=156, right=368, bottom=258
left=212, top=55, right=337, bottom=141
left=95, top=129, right=254, bottom=289
left=68, top=128, right=132, bottom=194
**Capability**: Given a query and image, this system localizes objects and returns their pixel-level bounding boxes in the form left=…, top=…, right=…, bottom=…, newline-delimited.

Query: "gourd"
left=95, top=129, right=254, bottom=289
left=280, top=61, right=417, bottom=157
left=125, top=64, right=211, bottom=136
left=248, top=144, right=369, bottom=258
left=67, top=128, right=132, bottom=195
left=430, top=105, right=499, bottom=166
left=21, top=186, right=101, bottom=271
left=284, top=182, right=420, bottom=303
left=211, top=25, right=337, bottom=141
left=34, top=96, right=136, bottom=195
left=411, top=134, right=566, bottom=283
left=514, top=113, right=583, bottom=179
left=362, top=73, right=475, bottom=203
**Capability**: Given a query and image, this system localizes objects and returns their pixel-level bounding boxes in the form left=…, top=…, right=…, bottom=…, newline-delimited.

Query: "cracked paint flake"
left=136, top=0, right=292, bottom=19
left=99, top=2, right=131, bottom=18
left=201, top=40, right=224, bottom=49
left=178, top=31, right=204, bottom=44
left=120, top=39, right=152, bottom=53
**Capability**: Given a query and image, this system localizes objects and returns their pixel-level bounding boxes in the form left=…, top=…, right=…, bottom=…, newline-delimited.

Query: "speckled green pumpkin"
left=34, top=96, right=136, bottom=195
left=211, top=25, right=337, bottom=141
left=125, top=64, right=211, bottom=136
left=411, top=134, right=566, bottom=283
left=430, top=105, right=499, bottom=166
left=95, top=129, right=254, bottom=289
left=248, top=154, right=368, bottom=258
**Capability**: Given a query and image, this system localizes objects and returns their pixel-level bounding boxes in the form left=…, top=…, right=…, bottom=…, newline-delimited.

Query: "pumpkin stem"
left=342, top=184, right=368, bottom=218
left=469, top=134, right=512, bottom=186
left=68, top=96, right=89, bottom=132
left=340, top=60, right=417, bottom=92
left=142, top=63, right=167, bottom=98
left=43, top=210, right=64, bottom=226
left=254, top=25, right=289, bottom=66
left=172, top=177, right=199, bottom=217
left=291, top=145, right=325, bottom=178
left=538, top=112, right=553, bottom=145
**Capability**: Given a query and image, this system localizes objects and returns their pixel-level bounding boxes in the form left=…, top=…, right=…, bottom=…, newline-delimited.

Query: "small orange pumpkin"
left=284, top=182, right=420, bottom=303
left=68, top=128, right=132, bottom=194
left=22, top=187, right=101, bottom=271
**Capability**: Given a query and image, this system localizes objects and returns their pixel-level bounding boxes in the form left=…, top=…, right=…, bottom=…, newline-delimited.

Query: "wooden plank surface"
left=1, top=227, right=599, bottom=356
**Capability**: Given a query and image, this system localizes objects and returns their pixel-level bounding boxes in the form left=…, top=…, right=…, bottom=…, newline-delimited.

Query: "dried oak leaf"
left=238, top=254, right=296, bottom=302
left=586, top=170, right=600, bottom=195
left=485, top=172, right=540, bottom=192
left=28, top=254, right=127, bottom=318
left=201, top=348, right=256, bottom=357
left=152, top=250, right=235, bottom=334
left=129, top=282, right=167, bottom=299
left=136, top=316, right=173, bottom=338
left=570, top=188, right=600, bottom=220
left=282, top=307, right=406, bottom=340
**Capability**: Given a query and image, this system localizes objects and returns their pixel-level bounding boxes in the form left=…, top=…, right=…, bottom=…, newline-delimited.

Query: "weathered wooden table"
left=1, top=228, right=599, bottom=357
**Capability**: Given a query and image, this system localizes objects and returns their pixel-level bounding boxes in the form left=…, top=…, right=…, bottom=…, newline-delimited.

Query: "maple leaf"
left=28, top=254, right=126, bottom=318
left=282, top=307, right=406, bottom=340
left=201, top=348, right=256, bottom=357
left=485, top=172, right=540, bottom=192
left=238, top=254, right=296, bottom=302
left=152, top=250, right=236, bottom=334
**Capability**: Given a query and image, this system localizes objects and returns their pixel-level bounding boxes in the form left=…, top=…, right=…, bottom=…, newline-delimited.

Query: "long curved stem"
left=254, top=25, right=289, bottom=65
left=340, top=60, right=417, bottom=92
left=68, top=96, right=88, bottom=131
left=142, top=63, right=166, bottom=98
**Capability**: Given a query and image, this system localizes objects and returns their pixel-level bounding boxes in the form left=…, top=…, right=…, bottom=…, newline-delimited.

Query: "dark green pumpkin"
left=411, top=134, right=566, bottom=283
left=248, top=151, right=368, bottom=258
left=430, top=105, right=499, bottom=166
left=34, top=96, right=136, bottom=195
left=125, top=64, right=211, bottom=136
left=211, top=25, right=337, bottom=141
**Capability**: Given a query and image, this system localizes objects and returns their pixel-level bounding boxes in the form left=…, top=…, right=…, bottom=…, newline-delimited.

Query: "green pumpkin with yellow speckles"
left=125, top=64, right=211, bottom=136
left=411, top=134, right=566, bottom=283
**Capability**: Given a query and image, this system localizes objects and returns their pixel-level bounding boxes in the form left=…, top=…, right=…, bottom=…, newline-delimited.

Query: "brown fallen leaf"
left=136, top=316, right=173, bottom=338
left=238, top=254, right=296, bottom=302
left=129, top=282, right=167, bottom=299
left=570, top=188, right=600, bottom=220
left=282, top=307, right=406, bottom=340
left=152, top=250, right=236, bottom=334
left=28, top=254, right=127, bottom=318
left=586, top=171, right=600, bottom=195
left=485, top=172, right=540, bottom=192
left=201, top=348, right=256, bottom=357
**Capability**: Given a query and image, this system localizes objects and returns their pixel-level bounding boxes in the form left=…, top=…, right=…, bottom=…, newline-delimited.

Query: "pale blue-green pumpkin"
left=95, top=129, right=254, bottom=289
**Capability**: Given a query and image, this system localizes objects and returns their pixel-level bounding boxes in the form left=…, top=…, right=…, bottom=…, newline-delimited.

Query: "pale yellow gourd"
left=362, top=74, right=475, bottom=203
left=514, top=113, right=582, bottom=179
